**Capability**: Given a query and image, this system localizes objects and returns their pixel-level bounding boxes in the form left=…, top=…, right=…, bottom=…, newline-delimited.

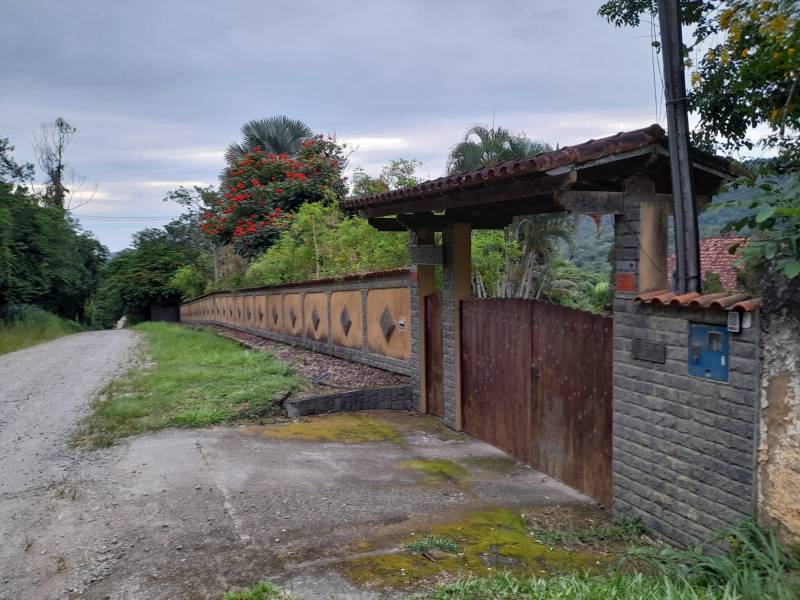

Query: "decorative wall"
left=180, top=269, right=412, bottom=375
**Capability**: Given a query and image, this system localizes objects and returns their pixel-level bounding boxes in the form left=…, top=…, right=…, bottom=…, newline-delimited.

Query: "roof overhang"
left=341, top=125, right=745, bottom=227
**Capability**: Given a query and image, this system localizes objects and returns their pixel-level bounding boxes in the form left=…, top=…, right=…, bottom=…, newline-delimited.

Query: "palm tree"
left=447, top=125, right=551, bottom=174
left=225, top=115, right=313, bottom=165
left=511, top=213, right=577, bottom=298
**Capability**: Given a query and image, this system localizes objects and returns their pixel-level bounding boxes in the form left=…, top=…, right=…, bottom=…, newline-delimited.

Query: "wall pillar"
left=410, top=228, right=436, bottom=413
left=442, top=222, right=471, bottom=430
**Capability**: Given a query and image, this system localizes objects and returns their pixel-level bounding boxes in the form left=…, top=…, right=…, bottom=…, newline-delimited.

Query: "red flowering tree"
left=201, top=135, right=347, bottom=257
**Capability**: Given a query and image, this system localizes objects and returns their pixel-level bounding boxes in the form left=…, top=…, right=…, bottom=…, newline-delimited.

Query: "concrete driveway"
left=3, top=399, right=590, bottom=600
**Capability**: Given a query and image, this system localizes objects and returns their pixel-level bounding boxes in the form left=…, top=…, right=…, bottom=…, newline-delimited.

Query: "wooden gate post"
left=443, top=222, right=471, bottom=430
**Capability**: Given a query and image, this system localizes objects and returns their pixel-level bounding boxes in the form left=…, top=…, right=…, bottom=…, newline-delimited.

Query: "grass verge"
left=74, top=322, right=303, bottom=447
left=0, top=304, right=83, bottom=356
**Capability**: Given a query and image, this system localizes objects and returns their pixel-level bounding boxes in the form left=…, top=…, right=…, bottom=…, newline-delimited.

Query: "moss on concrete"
left=399, top=458, right=469, bottom=485
left=249, top=413, right=402, bottom=444
left=460, top=455, right=519, bottom=474
left=346, top=508, right=610, bottom=589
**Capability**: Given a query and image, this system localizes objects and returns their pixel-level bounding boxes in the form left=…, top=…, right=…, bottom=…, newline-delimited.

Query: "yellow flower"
left=720, top=8, right=737, bottom=29
left=721, top=48, right=731, bottom=65
left=691, top=72, right=701, bottom=86
left=741, top=48, right=750, bottom=59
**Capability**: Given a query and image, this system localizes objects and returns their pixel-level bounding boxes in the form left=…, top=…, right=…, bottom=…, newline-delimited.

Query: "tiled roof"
left=341, top=124, right=742, bottom=213
left=667, top=236, right=747, bottom=291
left=635, top=290, right=760, bottom=312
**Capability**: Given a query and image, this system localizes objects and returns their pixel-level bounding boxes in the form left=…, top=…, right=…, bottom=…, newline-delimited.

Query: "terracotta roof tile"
left=635, top=289, right=760, bottom=312
left=667, top=236, right=747, bottom=291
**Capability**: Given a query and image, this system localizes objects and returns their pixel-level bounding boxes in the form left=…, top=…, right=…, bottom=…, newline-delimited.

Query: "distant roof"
left=342, top=124, right=744, bottom=218
left=668, top=236, right=746, bottom=291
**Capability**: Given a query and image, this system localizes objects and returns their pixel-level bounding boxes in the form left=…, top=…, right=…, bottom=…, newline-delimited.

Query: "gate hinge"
left=531, top=358, right=542, bottom=378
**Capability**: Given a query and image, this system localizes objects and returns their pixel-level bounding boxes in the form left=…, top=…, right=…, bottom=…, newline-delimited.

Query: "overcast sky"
left=1, top=0, right=660, bottom=251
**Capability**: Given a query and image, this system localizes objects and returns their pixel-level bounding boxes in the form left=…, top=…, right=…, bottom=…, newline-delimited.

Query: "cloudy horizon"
left=2, top=0, right=663, bottom=251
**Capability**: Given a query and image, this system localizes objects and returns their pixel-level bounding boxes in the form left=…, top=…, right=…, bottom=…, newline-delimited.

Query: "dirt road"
left=0, top=330, right=139, bottom=600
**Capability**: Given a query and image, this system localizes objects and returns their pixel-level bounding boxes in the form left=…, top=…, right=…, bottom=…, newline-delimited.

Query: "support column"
left=442, top=222, right=471, bottom=430
left=410, top=228, right=436, bottom=413
left=636, top=177, right=669, bottom=293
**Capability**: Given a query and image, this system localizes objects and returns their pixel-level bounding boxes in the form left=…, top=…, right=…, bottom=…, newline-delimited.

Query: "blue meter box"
left=688, top=323, right=730, bottom=382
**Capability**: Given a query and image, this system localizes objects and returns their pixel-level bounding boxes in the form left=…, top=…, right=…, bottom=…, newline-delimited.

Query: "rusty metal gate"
left=461, top=299, right=612, bottom=505
left=425, top=292, right=444, bottom=418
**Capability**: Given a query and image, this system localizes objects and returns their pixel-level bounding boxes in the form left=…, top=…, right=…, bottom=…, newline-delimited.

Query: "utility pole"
left=657, top=0, right=701, bottom=293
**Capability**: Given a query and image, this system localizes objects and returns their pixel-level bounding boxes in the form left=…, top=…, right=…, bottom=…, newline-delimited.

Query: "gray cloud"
left=1, top=0, right=657, bottom=250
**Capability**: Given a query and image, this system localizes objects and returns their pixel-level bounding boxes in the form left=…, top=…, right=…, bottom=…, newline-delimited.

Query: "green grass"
left=405, top=571, right=729, bottom=599
left=74, top=322, right=303, bottom=447
left=412, top=519, right=800, bottom=600
left=0, top=304, right=83, bottom=355
left=630, top=518, right=800, bottom=600
left=530, top=518, right=646, bottom=548
left=406, top=536, right=460, bottom=554
left=224, top=581, right=296, bottom=600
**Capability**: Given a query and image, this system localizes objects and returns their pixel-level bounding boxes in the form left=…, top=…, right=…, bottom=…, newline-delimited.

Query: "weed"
left=530, top=517, right=646, bottom=547
left=405, top=571, right=728, bottom=599
left=53, top=476, right=79, bottom=500
left=224, top=580, right=296, bottom=600
left=52, top=554, right=67, bottom=572
left=407, top=536, right=460, bottom=554
left=73, top=323, right=304, bottom=447
left=630, top=518, right=800, bottom=600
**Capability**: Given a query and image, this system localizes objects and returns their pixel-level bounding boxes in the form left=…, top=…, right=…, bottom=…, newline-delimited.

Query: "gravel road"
left=0, top=330, right=139, bottom=600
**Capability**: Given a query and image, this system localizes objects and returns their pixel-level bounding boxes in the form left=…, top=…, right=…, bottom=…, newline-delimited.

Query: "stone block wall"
left=613, top=298, right=761, bottom=546
left=180, top=270, right=413, bottom=376
left=612, top=199, right=762, bottom=547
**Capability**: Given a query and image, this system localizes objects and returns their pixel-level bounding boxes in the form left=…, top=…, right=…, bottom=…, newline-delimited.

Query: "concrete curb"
left=286, top=385, right=413, bottom=418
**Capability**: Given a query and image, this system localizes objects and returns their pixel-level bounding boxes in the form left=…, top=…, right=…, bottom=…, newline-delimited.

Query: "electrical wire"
left=71, top=214, right=180, bottom=221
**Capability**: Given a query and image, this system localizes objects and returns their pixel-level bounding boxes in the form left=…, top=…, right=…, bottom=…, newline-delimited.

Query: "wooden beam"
left=554, top=190, right=672, bottom=214
left=368, top=217, right=406, bottom=231
left=371, top=213, right=513, bottom=231
left=358, top=171, right=577, bottom=218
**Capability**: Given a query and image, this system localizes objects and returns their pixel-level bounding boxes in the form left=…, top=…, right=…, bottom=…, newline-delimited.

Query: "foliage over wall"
left=243, top=201, right=408, bottom=287
left=202, top=136, right=347, bottom=257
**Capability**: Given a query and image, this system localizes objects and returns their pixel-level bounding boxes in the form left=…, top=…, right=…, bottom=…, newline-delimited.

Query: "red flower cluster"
left=199, top=134, right=347, bottom=257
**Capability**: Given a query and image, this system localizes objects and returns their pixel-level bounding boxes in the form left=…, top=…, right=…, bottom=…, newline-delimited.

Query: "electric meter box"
left=688, top=323, right=730, bottom=382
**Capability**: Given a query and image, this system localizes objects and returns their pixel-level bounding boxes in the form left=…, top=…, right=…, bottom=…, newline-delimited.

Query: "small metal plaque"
left=631, top=338, right=666, bottom=363
left=409, top=244, right=443, bottom=266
